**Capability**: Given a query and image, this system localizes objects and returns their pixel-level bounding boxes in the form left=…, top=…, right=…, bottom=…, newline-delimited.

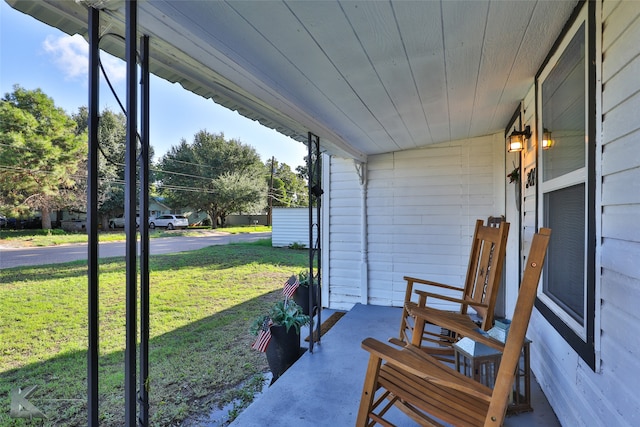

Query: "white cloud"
left=100, top=51, right=127, bottom=83
left=43, top=34, right=89, bottom=80
left=43, top=34, right=126, bottom=83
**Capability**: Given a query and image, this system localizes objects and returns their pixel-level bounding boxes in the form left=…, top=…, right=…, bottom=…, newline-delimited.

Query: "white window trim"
left=536, top=4, right=591, bottom=341
left=593, top=0, right=602, bottom=372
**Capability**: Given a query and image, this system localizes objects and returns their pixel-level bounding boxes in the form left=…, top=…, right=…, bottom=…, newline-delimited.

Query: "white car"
left=108, top=213, right=140, bottom=228
left=148, top=214, right=188, bottom=230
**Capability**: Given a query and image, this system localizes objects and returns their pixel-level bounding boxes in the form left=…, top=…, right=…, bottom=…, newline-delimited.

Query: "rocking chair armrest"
left=361, top=338, right=493, bottom=401
left=458, top=329, right=506, bottom=352
left=388, top=337, right=408, bottom=348
left=407, top=305, right=505, bottom=352
left=403, top=276, right=465, bottom=292
left=412, top=290, right=489, bottom=308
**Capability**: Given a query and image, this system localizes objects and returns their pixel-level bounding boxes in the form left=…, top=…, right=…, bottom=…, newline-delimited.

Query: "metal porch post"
left=139, top=34, right=151, bottom=427
left=124, top=1, right=138, bottom=425
left=87, top=6, right=100, bottom=426
left=307, top=133, right=322, bottom=353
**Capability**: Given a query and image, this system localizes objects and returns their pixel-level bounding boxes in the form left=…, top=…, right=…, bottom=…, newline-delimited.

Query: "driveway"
left=0, top=231, right=271, bottom=269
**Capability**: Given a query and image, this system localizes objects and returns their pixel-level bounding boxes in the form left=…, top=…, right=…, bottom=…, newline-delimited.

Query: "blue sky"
left=0, top=2, right=307, bottom=168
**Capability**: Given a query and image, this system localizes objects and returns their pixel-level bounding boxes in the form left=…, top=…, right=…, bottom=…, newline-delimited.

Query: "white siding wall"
left=328, top=133, right=506, bottom=310
left=326, top=157, right=365, bottom=310
left=527, top=1, right=640, bottom=425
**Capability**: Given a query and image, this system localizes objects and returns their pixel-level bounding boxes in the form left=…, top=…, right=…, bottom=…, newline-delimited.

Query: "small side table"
left=453, top=337, right=502, bottom=388
left=453, top=329, right=533, bottom=414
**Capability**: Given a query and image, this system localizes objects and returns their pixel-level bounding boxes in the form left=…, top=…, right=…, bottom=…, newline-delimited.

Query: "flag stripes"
left=282, top=275, right=300, bottom=299
left=251, top=319, right=273, bottom=352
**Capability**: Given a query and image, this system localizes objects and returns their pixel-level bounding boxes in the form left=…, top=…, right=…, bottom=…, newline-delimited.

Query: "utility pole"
left=268, top=156, right=274, bottom=226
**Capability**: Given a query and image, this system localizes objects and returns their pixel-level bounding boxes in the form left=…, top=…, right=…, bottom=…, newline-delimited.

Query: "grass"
left=0, top=239, right=306, bottom=426
left=0, top=225, right=271, bottom=248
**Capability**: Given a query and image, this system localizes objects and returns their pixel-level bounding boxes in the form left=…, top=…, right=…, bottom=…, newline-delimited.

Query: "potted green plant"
left=293, top=270, right=319, bottom=316
left=251, top=299, right=310, bottom=383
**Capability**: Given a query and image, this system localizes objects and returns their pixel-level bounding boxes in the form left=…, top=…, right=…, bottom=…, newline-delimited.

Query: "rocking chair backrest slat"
left=466, top=222, right=508, bottom=329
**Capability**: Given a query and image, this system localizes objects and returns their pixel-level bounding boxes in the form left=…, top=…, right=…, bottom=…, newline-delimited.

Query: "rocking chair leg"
left=357, top=355, right=383, bottom=426
left=411, top=313, right=426, bottom=347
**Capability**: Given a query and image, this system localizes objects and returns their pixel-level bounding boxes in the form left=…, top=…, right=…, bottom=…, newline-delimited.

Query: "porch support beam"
left=124, top=1, right=138, bottom=425
left=354, top=161, right=369, bottom=304
left=139, top=34, right=151, bottom=427
left=308, top=132, right=322, bottom=353
left=87, top=5, right=100, bottom=426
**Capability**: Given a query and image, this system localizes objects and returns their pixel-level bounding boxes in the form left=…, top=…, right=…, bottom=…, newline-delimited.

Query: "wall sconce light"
left=542, top=129, right=553, bottom=150
left=508, top=125, right=531, bottom=152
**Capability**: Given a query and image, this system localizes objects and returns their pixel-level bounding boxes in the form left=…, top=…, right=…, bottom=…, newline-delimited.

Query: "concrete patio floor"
left=230, top=304, right=561, bottom=427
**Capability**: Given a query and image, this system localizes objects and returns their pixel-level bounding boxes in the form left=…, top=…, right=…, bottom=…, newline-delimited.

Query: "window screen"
left=543, top=184, right=585, bottom=323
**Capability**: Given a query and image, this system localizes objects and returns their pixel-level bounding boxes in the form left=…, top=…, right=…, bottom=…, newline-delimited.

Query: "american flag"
left=282, top=275, right=300, bottom=299
left=251, top=318, right=273, bottom=352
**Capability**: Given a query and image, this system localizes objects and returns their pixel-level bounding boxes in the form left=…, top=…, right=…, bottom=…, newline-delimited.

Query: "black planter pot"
left=293, top=284, right=318, bottom=316
left=265, top=324, right=302, bottom=383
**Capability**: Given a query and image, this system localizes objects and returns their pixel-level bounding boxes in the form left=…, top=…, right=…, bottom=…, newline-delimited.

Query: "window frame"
left=534, top=0, right=597, bottom=370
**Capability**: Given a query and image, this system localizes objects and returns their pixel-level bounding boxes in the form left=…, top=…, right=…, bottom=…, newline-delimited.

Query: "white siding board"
left=601, top=300, right=640, bottom=356
left=328, top=212, right=361, bottom=224
left=597, top=333, right=640, bottom=425
left=602, top=0, right=621, bottom=21
left=329, top=224, right=360, bottom=234
left=602, top=204, right=640, bottom=242
left=601, top=238, right=640, bottom=281
left=327, top=276, right=360, bottom=289
left=394, top=182, right=460, bottom=197
left=574, top=357, right=634, bottom=427
left=602, top=4, right=640, bottom=68
left=330, top=200, right=361, bottom=211
left=391, top=242, right=461, bottom=256
left=602, top=129, right=640, bottom=175
left=601, top=167, right=640, bottom=206
left=602, top=54, right=640, bottom=114
left=331, top=249, right=360, bottom=267
left=367, top=270, right=393, bottom=282
left=602, top=92, right=640, bottom=143
left=601, top=269, right=640, bottom=316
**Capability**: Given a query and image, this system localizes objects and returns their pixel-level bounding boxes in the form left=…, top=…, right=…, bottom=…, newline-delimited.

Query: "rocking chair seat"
left=363, top=338, right=492, bottom=426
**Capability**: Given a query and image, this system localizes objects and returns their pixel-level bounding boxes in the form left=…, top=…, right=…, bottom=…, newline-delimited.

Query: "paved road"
left=0, top=232, right=271, bottom=269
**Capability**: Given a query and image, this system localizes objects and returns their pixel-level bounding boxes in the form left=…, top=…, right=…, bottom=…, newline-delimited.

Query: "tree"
left=266, top=158, right=308, bottom=208
left=73, top=106, right=157, bottom=228
left=157, top=130, right=264, bottom=228
left=212, top=171, right=266, bottom=225
left=74, top=107, right=125, bottom=228
left=0, top=85, right=87, bottom=228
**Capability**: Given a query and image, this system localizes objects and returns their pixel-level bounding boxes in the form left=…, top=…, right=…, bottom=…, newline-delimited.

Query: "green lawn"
left=0, top=239, right=305, bottom=426
left=0, top=225, right=272, bottom=248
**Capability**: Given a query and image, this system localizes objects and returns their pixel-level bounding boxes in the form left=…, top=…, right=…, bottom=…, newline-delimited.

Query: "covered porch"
left=7, top=0, right=640, bottom=425
left=230, top=305, right=560, bottom=427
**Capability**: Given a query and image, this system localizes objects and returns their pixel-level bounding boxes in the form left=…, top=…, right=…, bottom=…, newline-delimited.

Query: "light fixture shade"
left=542, top=129, right=553, bottom=150
left=507, top=125, right=530, bottom=153
left=508, top=135, right=524, bottom=152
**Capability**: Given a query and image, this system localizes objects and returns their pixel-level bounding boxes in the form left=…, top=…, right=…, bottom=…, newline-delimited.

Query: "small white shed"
left=271, top=207, right=317, bottom=248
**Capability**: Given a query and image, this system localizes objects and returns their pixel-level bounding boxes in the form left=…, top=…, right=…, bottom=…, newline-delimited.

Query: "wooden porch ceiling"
left=7, top=0, right=579, bottom=160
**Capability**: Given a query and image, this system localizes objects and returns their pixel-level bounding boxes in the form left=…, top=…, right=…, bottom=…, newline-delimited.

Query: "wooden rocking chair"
left=398, top=219, right=509, bottom=356
left=357, top=227, right=550, bottom=427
